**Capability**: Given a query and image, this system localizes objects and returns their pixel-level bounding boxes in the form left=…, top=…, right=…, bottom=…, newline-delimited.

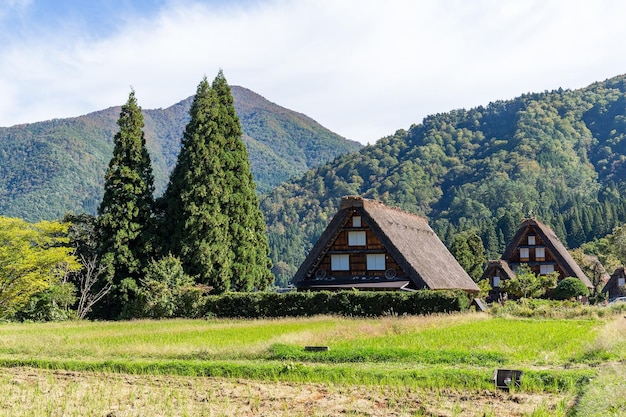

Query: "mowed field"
left=0, top=310, right=624, bottom=416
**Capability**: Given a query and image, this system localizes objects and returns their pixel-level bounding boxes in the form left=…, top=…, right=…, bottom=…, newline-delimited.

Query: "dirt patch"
left=0, top=367, right=570, bottom=416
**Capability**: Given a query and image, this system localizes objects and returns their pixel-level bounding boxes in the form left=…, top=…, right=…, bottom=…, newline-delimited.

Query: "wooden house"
left=481, top=260, right=516, bottom=302
left=292, top=196, right=480, bottom=293
left=602, top=267, right=626, bottom=300
left=482, top=218, right=592, bottom=300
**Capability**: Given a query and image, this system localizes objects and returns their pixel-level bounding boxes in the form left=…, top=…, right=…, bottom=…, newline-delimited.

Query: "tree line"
left=0, top=71, right=273, bottom=320
left=262, top=75, right=626, bottom=286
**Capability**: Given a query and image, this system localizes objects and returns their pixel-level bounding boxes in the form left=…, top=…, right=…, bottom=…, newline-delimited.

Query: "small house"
left=602, top=267, right=626, bottom=300
left=481, top=260, right=516, bottom=302
left=482, top=218, right=592, bottom=300
left=292, top=196, right=480, bottom=293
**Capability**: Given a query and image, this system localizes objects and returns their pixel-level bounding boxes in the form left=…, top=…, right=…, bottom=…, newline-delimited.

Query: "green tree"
left=161, top=76, right=232, bottom=291
left=552, top=277, right=590, bottom=300
left=14, top=281, right=77, bottom=322
left=0, top=217, right=80, bottom=318
left=97, top=90, right=155, bottom=317
left=212, top=72, right=273, bottom=291
left=502, top=264, right=557, bottom=299
left=608, top=224, right=626, bottom=265
left=161, top=72, right=272, bottom=292
left=450, top=231, right=486, bottom=282
left=137, top=255, right=205, bottom=318
left=63, top=213, right=98, bottom=261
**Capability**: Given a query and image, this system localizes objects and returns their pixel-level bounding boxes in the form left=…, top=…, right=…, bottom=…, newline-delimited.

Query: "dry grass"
left=0, top=367, right=570, bottom=417
left=0, top=313, right=488, bottom=363
left=270, top=312, right=487, bottom=346
left=573, top=362, right=626, bottom=416
left=0, top=312, right=622, bottom=415
left=594, top=314, right=626, bottom=351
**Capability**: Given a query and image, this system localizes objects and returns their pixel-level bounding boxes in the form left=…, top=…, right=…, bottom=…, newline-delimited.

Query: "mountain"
left=262, top=74, right=626, bottom=286
left=0, top=86, right=361, bottom=221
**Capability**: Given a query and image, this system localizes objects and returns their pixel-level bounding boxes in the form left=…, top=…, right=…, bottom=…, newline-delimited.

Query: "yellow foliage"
left=0, top=216, right=80, bottom=317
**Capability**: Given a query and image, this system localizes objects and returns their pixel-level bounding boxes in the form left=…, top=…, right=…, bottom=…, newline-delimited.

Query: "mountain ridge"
left=262, top=74, right=626, bottom=285
left=0, top=86, right=362, bottom=221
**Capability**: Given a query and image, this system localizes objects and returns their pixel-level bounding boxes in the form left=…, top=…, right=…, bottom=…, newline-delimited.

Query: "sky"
left=2, top=1, right=626, bottom=145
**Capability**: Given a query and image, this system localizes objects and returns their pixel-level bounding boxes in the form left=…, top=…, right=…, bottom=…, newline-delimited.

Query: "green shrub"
left=137, top=255, right=207, bottom=318
left=12, top=282, right=77, bottom=322
left=552, top=277, right=590, bottom=300
left=488, top=298, right=620, bottom=319
left=203, top=290, right=469, bottom=318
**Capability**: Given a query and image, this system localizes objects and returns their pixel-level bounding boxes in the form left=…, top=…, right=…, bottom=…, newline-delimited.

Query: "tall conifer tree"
left=212, top=71, right=273, bottom=290
left=161, top=71, right=272, bottom=292
left=161, top=76, right=233, bottom=291
left=97, top=90, right=154, bottom=316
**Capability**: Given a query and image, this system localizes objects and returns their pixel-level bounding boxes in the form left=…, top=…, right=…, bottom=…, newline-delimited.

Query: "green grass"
left=572, top=363, right=626, bottom=416
left=0, top=317, right=341, bottom=360
left=269, top=317, right=603, bottom=367
left=0, top=312, right=622, bottom=395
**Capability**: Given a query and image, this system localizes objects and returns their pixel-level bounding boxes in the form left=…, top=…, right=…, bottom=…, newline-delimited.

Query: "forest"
left=6, top=73, right=626, bottom=300
left=263, top=75, right=626, bottom=286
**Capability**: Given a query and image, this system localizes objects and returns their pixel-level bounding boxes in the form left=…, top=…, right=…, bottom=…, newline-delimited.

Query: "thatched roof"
left=602, top=266, right=626, bottom=295
left=502, top=218, right=593, bottom=288
left=481, top=260, right=516, bottom=281
left=293, top=196, right=479, bottom=293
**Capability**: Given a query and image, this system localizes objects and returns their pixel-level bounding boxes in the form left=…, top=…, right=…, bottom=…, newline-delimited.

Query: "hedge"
left=202, top=290, right=470, bottom=318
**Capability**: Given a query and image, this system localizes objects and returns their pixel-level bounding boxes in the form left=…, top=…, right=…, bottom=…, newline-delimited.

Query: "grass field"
left=0, top=310, right=624, bottom=416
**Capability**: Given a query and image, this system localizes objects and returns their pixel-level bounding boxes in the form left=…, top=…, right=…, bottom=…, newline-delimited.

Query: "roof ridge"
left=341, top=195, right=428, bottom=223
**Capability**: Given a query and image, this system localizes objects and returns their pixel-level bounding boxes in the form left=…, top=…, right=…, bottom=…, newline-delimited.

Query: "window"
left=520, top=248, right=529, bottom=259
left=367, top=254, right=386, bottom=270
left=528, top=235, right=536, bottom=245
left=331, top=254, right=350, bottom=271
left=539, top=264, right=554, bottom=275
left=618, top=277, right=625, bottom=287
left=493, top=276, right=500, bottom=288
left=348, top=231, right=366, bottom=246
left=352, top=216, right=362, bottom=227
left=535, top=247, right=545, bottom=259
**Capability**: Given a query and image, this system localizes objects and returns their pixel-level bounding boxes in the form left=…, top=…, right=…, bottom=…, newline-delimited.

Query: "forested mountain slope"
left=0, top=86, right=361, bottom=221
left=263, top=75, right=626, bottom=285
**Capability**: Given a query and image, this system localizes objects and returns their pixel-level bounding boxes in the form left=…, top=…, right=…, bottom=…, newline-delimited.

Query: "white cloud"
left=1, top=0, right=626, bottom=143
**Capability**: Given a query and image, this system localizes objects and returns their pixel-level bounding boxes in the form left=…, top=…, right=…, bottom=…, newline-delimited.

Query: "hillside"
left=263, top=75, right=626, bottom=285
left=0, top=86, right=361, bottom=221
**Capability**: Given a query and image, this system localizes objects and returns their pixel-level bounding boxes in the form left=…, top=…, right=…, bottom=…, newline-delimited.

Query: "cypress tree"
left=162, top=71, right=272, bottom=292
left=161, top=77, right=232, bottom=291
left=97, top=90, right=154, bottom=316
left=483, top=224, right=500, bottom=260
left=212, top=71, right=273, bottom=290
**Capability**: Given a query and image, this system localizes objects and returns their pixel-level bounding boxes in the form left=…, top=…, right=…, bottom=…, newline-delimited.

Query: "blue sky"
left=2, top=0, right=626, bottom=144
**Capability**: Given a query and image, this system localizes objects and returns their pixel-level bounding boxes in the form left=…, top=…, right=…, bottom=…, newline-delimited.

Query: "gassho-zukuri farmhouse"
left=292, top=196, right=480, bottom=293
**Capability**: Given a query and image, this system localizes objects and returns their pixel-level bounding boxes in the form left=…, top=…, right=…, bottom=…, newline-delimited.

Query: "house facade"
left=482, top=218, right=592, bottom=301
left=481, top=260, right=516, bottom=302
left=602, top=267, right=626, bottom=300
left=292, top=196, right=479, bottom=293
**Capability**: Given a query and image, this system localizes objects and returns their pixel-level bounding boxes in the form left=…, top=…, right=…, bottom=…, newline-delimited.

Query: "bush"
left=203, top=290, right=469, bottom=318
left=12, top=282, right=77, bottom=322
left=552, top=277, right=590, bottom=300
left=488, top=299, right=617, bottom=319
left=137, top=255, right=207, bottom=318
